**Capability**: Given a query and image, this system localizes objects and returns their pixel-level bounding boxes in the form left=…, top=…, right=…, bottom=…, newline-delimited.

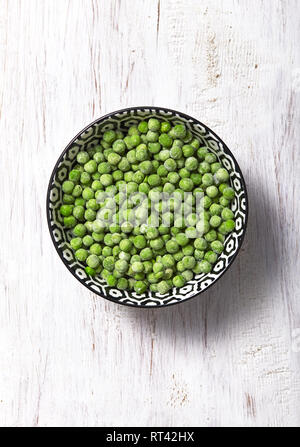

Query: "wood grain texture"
left=0, top=0, right=300, bottom=427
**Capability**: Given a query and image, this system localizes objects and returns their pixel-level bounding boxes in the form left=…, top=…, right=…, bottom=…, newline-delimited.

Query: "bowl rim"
left=46, top=106, right=249, bottom=309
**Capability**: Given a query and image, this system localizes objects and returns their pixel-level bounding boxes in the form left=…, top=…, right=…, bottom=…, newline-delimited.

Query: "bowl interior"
left=47, top=107, right=248, bottom=307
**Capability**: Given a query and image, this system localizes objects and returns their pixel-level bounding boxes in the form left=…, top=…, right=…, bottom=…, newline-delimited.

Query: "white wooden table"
left=1, top=0, right=299, bottom=427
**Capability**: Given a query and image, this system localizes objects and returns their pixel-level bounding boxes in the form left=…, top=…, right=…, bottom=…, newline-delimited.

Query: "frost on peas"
left=148, top=118, right=160, bottom=132
left=146, top=130, right=159, bottom=143
left=171, top=124, right=186, bottom=139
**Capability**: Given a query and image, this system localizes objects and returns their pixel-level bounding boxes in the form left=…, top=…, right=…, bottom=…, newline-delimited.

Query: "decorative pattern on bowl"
left=46, top=107, right=248, bottom=307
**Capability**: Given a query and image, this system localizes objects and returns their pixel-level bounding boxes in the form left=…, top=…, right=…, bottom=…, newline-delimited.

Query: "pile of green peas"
left=59, top=118, right=236, bottom=295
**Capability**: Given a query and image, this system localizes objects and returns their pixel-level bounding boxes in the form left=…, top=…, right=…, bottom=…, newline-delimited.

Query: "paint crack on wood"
left=245, top=393, right=256, bottom=418
left=156, top=0, right=160, bottom=47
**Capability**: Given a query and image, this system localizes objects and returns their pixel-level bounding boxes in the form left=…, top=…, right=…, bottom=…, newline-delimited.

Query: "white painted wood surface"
left=0, top=0, right=300, bottom=427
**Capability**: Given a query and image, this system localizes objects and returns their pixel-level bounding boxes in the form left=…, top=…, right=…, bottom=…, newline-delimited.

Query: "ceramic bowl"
left=46, top=106, right=248, bottom=307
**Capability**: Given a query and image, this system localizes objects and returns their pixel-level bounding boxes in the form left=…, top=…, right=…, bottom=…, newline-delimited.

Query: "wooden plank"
left=0, top=0, right=299, bottom=427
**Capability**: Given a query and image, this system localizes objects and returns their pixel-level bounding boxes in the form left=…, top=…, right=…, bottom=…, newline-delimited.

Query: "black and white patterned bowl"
left=46, top=107, right=248, bottom=307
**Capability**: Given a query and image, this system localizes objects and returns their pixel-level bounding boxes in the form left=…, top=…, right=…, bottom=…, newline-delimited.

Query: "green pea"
left=182, top=144, right=194, bottom=157
left=73, top=205, right=85, bottom=220
left=211, top=162, right=222, bottom=174
left=159, top=133, right=173, bottom=148
left=77, top=151, right=89, bottom=164
left=204, top=251, right=218, bottom=264
left=210, top=215, right=222, bottom=228
left=211, top=240, right=224, bottom=254
left=222, top=187, right=235, bottom=200
left=64, top=216, right=77, bottom=228
left=171, top=124, right=186, bottom=139
left=191, top=173, right=202, bottom=185
left=173, top=275, right=185, bottom=287
left=86, top=254, right=100, bottom=269
left=199, top=161, right=211, bottom=174
left=205, top=153, right=217, bottom=164
left=215, top=168, right=230, bottom=182
left=221, top=207, right=234, bottom=220
left=84, top=209, right=96, bottom=221
left=148, top=118, right=160, bottom=131
left=83, top=235, right=94, bottom=247
left=118, top=157, right=131, bottom=172
left=132, top=261, right=144, bottom=273
left=80, top=172, right=91, bottom=185
left=205, top=230, right=217, bottom=242
left=84, top=160, right=97, bottom=174
left=209, top=203, right=222, bottom=215
left=90, top=243, right=102, bottom=255
left=179, top=178, right=194, bottom=191
left=62, top=180, right=74, bottom=194
left=113, top=139, right=126, bottom=154
left=139, top=160, right=152, bottom=175
left=161, top=121, right=171, bottom=133
left=166, top=240, right=179, bottom=254
left=143, top=261, right=153, bottom=274
left=136, top=144, right=148, bottom=161
left=134, top=281, right=147, bottom=294
left=202, top=173, right=214, bottom=186
left=75, top=248, right=88, bottom=262
left=157, top=280, right=171, bottom=294
left=149, top=238, right=164, bottom=250
left=107, top=274, right=117, bottom=287
left=146, top=130, right=159, bottom=142
left=138, top=121, right=148, bottom=133
left=133, top=235, right=146, bottom=249
left=103, top=130, right=116, bottom=144
left=182, top=256, right=196, bottom=270
left=194, top=237, right=207, bottom=250
left=82, top=187, right=94, bottom=200
left=117, top=278, right=129, bottom=290
left=191, top=138, right=200, bottom=149
left=107, top=152, right=121, bottom=166
left=219, top=196, right=230, bottom=207
left=69, top=169, right=81, bottom=182
left=148, top=174, right=161, bottom=186
left=103, top=256, right=115, bottom=271
left=179, top=168, right=190, bottom=178
left=185, top=157, right=198, bottom=171
left=128, top=126, right=140, bottom=136
left=164, top=158, right=177, bottom=172
left=85, top=221, right=93, bottom=233
left=194, top=249, right=204, bottom=260
left=197, top=147, right=208, bottom=160
left=60, top=204, right=73, bottom=217
left=70, top=237, right=82, bottom=250
left=196, top=220, right=210, bottom=235
left=114, top=259, right=128, bottom=273
left=203, top=195, right=212, bottom=208
left=219, top=219, right=235, bottom=234
left=73, top=223, right=87, bottom=237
